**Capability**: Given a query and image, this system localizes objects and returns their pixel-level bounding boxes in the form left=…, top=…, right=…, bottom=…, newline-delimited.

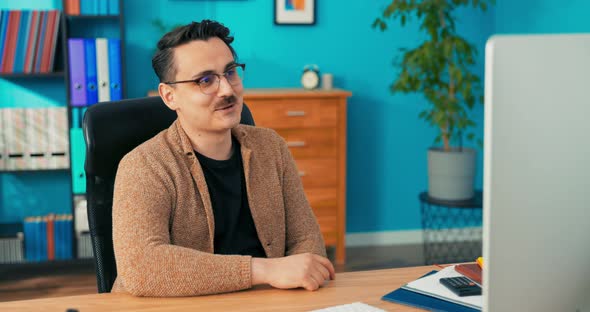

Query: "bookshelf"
left=0, top=72, right=65, bottom=78
left=0, top=0, right=126, bottom=264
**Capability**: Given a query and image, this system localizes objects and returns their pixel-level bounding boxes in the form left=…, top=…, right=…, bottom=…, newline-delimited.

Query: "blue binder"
left=381, top=270, right=481, bottom=312
left=39, top=218, right=47, bottom=261
left=65, top=217, right=73, bottom=259
left=57, top=217, right=66, bottom=260
left=108, top=0, right=119, bottom=15
left=108, top=38, right=122, bottom=100
left=68, top=38, right=87, bottom=106
left=81, top=0, right=95, bottom=15
left=23, top=219, right=33, bottom=261
left=34, top=11, right=47, bottom=73
left=14, top=10, right=30, bottom=72
left=98, top=0, right=108, bottom=15
left=71, top=107, right=80, bottom=128
left=0, top=10, right=10, bottom=70
left=53, top=217, right=61, bottom=260
left=32, top=218, right=39, bottom=261
left=70, top=128, right=86, bottom=194
left=84, top=39, right=98, bottom=105
left=34, top=218, right=41, bottom=261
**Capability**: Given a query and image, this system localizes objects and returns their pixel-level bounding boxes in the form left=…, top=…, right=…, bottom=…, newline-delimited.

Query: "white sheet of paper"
left=402, top=265, right=482, bottom=310
left=311, top=302, right=386, bottom=312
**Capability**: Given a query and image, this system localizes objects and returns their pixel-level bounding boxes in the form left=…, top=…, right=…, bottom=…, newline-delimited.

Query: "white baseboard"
left=345, top=227, right=482, bottom=247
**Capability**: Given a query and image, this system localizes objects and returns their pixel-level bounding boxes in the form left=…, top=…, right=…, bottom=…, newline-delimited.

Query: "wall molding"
left=346, top=227, right=482, bottom=247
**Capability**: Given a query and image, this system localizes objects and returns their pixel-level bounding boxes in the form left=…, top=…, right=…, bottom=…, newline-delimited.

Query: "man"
left=111, top=20, right=335, bottom=297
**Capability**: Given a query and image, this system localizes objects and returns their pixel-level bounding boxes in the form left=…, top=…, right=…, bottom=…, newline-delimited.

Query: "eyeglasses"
left=164, top=63, right=245, bottom=95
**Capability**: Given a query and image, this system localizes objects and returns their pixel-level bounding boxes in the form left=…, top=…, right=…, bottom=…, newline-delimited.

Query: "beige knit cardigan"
left=111, top=120, right=326, bottom=297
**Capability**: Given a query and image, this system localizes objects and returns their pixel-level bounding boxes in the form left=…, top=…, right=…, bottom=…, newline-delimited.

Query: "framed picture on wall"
left=274, top=0, right=316, bottom=25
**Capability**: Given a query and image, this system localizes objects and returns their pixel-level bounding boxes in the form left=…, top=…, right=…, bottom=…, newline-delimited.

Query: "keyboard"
left=311, top=302, right=386, bottom=312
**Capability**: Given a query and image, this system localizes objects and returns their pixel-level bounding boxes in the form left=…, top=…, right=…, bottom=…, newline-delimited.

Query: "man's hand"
left=251, top=253, right=336, bottom=291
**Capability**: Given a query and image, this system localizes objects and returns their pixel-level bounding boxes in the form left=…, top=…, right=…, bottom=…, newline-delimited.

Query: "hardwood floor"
left=0, top=259, right=97, bottom=302
left=0, top=244, right=432, bottom=302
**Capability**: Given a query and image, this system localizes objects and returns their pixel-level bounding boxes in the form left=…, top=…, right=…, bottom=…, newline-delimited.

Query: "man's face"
left=160, top=37, right=244, bottom=134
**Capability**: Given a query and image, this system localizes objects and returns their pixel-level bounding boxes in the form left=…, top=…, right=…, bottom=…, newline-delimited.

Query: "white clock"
left=301, top=64, right=320, bottom=90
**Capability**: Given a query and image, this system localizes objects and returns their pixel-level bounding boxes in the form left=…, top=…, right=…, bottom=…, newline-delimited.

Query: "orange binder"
left=454, top=263, right=482, bottom=285
left=46, top=215, right=55, bottom=260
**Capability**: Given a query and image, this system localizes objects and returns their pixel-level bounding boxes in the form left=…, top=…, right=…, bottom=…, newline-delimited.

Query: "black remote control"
left=439, top=276, right=482, bottom=297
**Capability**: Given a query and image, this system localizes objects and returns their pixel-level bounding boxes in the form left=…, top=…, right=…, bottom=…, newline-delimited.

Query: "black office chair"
left=83, top=96, right=255, bottom=293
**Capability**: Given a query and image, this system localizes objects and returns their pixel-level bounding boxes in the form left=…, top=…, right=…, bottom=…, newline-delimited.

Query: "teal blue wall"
left=123, top=0, right=492, bottom=232
left=494, top=0, right=590, bottom=34
left=2, top=0, right=589, bottom=234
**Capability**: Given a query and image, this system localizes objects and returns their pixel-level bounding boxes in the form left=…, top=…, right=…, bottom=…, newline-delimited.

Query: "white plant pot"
left=428, top=147, right=476, bottom=201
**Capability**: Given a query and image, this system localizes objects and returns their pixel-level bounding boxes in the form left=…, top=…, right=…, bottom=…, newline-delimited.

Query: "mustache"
left=215, top=95, right=238, bottom=109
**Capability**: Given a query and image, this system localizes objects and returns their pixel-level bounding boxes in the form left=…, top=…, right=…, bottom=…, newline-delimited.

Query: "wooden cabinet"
left=244, top=89, right=350, bottom=264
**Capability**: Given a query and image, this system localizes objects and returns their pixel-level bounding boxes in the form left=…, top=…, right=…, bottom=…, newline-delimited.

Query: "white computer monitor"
left=483, top=34, right=590, bottom=312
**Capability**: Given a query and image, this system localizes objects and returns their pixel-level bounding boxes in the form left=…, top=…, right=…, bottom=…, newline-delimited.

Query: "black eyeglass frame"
left=163, top=63, right=246, bottom=94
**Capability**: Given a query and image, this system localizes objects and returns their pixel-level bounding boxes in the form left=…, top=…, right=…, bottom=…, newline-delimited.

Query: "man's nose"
left=216, top=76, right=234, bottom=96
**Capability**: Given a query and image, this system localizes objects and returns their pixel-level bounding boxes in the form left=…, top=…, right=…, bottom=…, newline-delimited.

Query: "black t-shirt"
left=194, top=137, right=266, bottom=258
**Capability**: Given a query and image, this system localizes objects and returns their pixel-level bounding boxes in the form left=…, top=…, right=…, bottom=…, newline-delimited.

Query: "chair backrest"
left=83, top=96, right=255, bottom=293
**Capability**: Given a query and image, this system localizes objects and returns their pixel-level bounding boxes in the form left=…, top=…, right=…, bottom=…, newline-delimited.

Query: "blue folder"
left=70, top=128, right=86, bottom=194
left=81, top=0, right=95, bottom=15
left=34, top=11, right=47, bottom=73
left=381, top=270, right=481, bottom=312
left=57, top=217, right=66, bottom=259
left=39, top=219, right=47, bottom=261
left=84, top=39, right=98, bottom=105
left=98, top=0, right=108, bottom=15
left=53, top=217, right=61, bottom=260
left=108, top=38, right=122, bottom=100
left=108, top=0, right=119, bottom=15
left=33, top=219, right=40, bottom=261
left=0, top=10, right=9, bottom=69
left=23, top=219, right=33, bottom=261
left=14, top=10, right=30, bottom=72
left=65, top=217, right=73, bottom=259
left=68, top=38, right=87, bottom=106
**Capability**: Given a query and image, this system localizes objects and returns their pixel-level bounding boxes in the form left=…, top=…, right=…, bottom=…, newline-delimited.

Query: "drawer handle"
left=286, top=110, right=306, bottom=117
left=287, top=141, right=306, bottom=147
left=298, top=171, right=306, bottom=177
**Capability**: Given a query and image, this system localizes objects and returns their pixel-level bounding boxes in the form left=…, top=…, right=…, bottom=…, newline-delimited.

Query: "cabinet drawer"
left=246, top=99, right=339, bottom=129
left=276, top=128, right=338, bottom=158
left=305, top=187, right=338, bottom=217
left=295, top=158, right=338, bottom=189
left=317, top=216, right=338, bottom=246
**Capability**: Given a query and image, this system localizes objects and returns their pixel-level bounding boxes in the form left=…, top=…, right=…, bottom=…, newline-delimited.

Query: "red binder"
left=46, top=215, right=55, bottom=260
left=2, top=10, right=21, bottom=73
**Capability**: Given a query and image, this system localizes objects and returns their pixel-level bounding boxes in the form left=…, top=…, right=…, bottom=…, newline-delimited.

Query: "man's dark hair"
left=152, top=20, right=237, bottom=83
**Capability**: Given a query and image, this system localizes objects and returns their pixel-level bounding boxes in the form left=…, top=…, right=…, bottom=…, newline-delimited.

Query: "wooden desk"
left=0, top=266, right=436, bottom=311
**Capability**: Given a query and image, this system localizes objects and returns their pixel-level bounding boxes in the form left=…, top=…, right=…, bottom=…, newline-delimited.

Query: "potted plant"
left=373, top=0, right=494, bottom=200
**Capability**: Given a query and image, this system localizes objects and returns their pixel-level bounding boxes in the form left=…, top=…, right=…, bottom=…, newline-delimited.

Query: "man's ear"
left=159, top=83, right=178, bottom=110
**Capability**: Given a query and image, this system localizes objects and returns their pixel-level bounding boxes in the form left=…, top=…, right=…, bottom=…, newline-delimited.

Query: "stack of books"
left=382, top=264, right=483, bottom=312
left=64, top=0, right=120, bottom=16
left=0, top=10, right=61, bottom=74
left=23, top=214, right=74, bottom=262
